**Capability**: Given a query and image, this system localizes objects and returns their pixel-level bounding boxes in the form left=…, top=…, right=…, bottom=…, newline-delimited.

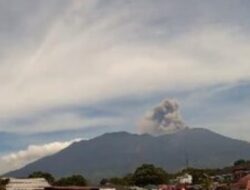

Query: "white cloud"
left=2, top=111, right=125, bottom=134
left=0, top=139, right=81, bottom=174
left=2, top=25, right=250, bottom=118
left=1, top=25, right=249, bottom=113
left=0, top=1, right=250, bottom=133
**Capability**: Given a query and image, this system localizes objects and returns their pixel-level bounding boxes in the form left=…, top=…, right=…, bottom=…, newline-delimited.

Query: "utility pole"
left=185, top=150, right=189, bottom=169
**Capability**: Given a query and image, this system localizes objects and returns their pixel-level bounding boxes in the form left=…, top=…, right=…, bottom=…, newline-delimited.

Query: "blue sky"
left=0, top=0, right=250, bottom=173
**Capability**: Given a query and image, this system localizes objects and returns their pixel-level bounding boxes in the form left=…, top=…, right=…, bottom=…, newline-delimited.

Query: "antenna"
left=185, top=151, right=189, bottom=169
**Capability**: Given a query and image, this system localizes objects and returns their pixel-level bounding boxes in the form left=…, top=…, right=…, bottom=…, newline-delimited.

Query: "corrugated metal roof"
left=6, top=178, right=50, bottom=190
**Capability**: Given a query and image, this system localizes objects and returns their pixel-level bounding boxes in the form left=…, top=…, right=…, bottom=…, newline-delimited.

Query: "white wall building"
left=178, top=173, right=192, bottom=184
left=6, top=178, right=50, bottom=190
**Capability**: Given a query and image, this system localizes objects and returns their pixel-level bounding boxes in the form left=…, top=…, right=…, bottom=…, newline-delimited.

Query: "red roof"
left=233, top=174, right=250, bottom=189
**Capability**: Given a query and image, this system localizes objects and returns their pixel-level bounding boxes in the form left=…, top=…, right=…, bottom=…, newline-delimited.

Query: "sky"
left=0, top=0, right=250, bottom=174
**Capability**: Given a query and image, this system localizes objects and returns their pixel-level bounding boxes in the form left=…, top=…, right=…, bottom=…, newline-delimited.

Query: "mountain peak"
left=6, top=128, right=250, bottom=182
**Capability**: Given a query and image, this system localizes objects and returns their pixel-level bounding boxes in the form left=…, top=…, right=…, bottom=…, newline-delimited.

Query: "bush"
left=55, top=175, right=87, bottom=186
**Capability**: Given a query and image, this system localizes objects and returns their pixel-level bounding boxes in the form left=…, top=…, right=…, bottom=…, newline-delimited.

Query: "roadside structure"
left=177, top=174, right=192, bottom=185
left=6, top=178, right=50, bottom=190
left=232, top=174, right=250, bottom=190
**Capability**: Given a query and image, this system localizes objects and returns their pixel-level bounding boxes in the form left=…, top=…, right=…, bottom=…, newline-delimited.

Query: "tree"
left=55, top=175, right=87, bottom=186
left=179, top=167, right=218, bottom=185
left=100, top=173, right=134, bottom=186
left=234, top=159, right=246, bottom=166
left=123, top=173, right=135, bottom=186
left=28, top=171, right=55, bottom=185
left=0, top=178, right=9, bottom=190
left=201, top=174, right=213, bottom=190
left=108, top=177, right=127, bottom=186
left=100, top=178, right=109, bottom=186
left=132, top=164, right=169, bottom=187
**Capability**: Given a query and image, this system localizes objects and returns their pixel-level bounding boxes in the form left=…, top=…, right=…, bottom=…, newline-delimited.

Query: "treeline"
left=26, top=164, right=221, bottom=187
left=26, top=159, right=250, bottom=187
left=27, top=164, right=168, bottom=187
left=233, top=159, right=250, bottom=166
left=100, top=164, right=169, bottom=187
left=100, top=164, right=219, bottom=187
left=28, top=172, right=87, bottom=186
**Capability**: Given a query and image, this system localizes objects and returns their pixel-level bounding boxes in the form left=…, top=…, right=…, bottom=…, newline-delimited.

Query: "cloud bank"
left=0, top=0, right=250, bottom=140
left=0, top=139, right=81, bottom=174
left=0, top=1, right=250, bottom=120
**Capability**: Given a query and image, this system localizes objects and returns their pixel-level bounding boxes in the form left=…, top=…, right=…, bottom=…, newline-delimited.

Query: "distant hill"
left=6, top=128, right=250, bottom=181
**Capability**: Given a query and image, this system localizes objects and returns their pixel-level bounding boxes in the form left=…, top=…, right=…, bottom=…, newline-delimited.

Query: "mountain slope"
left=6, top=128, right=250, bottom=181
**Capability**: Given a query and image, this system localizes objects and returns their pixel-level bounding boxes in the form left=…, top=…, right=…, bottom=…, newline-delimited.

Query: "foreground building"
left=232, top=174, right=250, bottom=190
left=177, top=174, right=192, bottom=185
left=6, top=178, right=50, bottom=190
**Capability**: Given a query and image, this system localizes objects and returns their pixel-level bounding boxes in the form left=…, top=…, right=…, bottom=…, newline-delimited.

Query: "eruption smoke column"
left=139, top=99, right=188, bottom=136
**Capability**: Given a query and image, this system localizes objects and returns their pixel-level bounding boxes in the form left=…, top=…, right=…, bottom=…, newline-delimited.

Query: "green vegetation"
left=175, top=167, right=218, bottom=185
left=200, top=174, right=213, bottom=190
left=100, top=164, right=169, bottom=187
left=55, top=175, right=87, bottom=186
left=100, top=165, right=220, bottom=187
left=28, top=172, right=87, bottom=186
left=234, top=159, right=246, bottom=166
left=28, top=171, right=55, bottom=184
left=0, top=178, right=9, bottom=190
left=26, top=159, right=250, bottom=187
left=133, top=164, right=169, bottom=186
